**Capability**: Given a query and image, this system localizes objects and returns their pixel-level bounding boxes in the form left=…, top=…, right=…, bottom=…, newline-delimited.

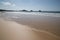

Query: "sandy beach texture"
left=0, top=18, right=60, bottom=40
left=0, top=12, right=60, bottom=40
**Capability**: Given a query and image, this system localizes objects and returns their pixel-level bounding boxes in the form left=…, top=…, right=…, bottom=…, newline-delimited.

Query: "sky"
left=0, top=0, right=60, bottom=11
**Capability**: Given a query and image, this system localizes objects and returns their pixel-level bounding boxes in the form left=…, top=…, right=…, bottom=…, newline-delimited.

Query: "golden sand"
left=0, top=18, right=60, bottom=40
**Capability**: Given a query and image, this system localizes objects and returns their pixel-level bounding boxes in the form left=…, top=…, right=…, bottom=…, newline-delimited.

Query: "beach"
left=0, top=12, right=60, bottom=40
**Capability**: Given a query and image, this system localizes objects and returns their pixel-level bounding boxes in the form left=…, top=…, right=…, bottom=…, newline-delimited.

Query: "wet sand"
left=0, top=12, right=60, bottom=40
left=0, top=18, right=60, bottom=40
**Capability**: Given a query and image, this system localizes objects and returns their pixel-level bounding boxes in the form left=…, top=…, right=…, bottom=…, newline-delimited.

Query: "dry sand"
left=0, top=18, right=60, bottom=40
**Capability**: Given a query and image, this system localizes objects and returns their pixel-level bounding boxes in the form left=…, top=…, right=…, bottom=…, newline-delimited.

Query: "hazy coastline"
left=0, top=9, right=60, bottom=13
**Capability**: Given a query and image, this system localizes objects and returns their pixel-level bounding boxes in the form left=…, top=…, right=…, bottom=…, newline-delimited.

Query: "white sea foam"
left=4, top=12, right=60, bottom=17
left=0, top=12, right=60, bottom=21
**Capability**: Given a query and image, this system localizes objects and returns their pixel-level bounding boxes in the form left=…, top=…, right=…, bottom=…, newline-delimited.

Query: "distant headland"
left=0, top=9, right=60, bottom=13
left=0, top=9, right=41, bottom=12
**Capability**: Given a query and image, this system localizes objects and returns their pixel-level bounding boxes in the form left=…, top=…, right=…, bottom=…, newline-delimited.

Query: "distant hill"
left=0, top=9, right=6, bottom=11
left=42, top=11, right=60, bottom=13
left=0, top=9, right=60, bottom=13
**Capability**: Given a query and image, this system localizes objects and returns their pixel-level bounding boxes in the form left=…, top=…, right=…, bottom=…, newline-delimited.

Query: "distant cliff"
left=0, top=9, right=6, bottom=11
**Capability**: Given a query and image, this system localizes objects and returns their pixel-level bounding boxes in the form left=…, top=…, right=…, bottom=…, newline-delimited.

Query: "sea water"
left=0, top=12, right=60, bottom=19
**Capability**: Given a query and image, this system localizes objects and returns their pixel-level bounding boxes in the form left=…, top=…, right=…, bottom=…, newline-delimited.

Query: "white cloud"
left=12, top=4, right=16, bottom=6
left=1, top=2, right=16, bottom=7
left=2, top=2, right=11, bottom=6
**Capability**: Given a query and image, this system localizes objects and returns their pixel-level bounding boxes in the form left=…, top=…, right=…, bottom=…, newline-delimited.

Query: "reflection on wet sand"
left=0, top=18, right=60, bottom=40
